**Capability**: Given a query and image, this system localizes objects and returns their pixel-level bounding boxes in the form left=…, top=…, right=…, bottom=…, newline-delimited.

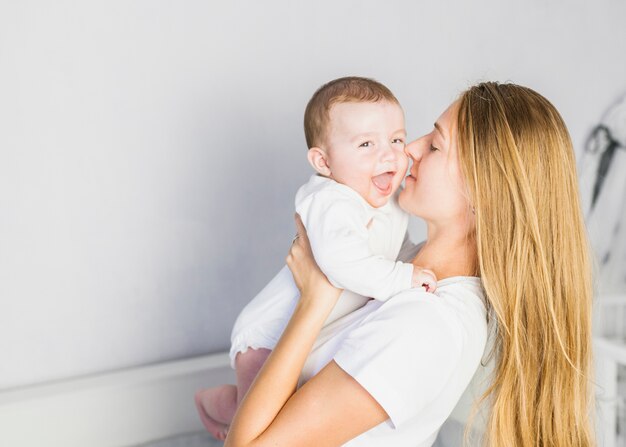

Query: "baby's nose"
left=380, top=144, right=397, bottom=161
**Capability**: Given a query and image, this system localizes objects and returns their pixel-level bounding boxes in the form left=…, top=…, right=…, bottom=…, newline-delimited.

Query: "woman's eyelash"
left=430, top=144, right=439, bottom=152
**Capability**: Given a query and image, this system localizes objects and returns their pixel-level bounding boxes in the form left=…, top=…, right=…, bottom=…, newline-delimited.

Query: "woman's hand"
left=286, top=214, right=341, bottom=304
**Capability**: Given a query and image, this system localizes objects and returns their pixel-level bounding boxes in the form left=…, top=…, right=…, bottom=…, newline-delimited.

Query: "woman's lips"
left=406, top=168, right=418, bottom=182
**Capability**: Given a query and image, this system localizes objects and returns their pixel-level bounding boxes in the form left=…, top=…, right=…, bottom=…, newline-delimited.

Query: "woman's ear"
left=307, top=147, right=332, bottom=177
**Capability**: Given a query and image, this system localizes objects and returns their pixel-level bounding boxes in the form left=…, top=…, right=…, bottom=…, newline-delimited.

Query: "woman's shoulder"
left=432, top=276, right=486, bottom=310
left=385, top=276, right=485, bottom=313
left=331, top=276, right=489, bottom=431
left=367, top=277, right=487, bottom=346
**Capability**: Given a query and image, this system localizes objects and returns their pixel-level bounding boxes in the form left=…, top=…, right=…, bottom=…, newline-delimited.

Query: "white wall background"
left=1, top=0, right=625, bottom=390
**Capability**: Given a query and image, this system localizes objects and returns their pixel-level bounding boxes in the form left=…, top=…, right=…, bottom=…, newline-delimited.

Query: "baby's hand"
left=411, top=267, right=437, bottom=293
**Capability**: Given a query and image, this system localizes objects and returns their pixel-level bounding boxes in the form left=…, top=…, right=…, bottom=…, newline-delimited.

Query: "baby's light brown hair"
left=304, top=76, right=400, bottom=149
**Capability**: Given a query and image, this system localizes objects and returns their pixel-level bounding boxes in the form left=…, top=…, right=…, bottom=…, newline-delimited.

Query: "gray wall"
left=2, top=0, right=626, bottom=389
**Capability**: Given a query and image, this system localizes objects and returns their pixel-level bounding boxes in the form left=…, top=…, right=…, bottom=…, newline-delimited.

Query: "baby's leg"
left=195, top=347, right=271, bottom=440
left=234, top=346, right=272, bottom=402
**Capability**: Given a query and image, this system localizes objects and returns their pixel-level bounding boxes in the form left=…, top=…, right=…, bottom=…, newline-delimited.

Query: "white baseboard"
left=3, top=346, right=617, bottom=447
left=0, top=352, right=234, bottom=447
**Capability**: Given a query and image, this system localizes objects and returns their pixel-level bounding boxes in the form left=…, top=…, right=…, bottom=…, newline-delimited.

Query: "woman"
left=224, top=82, right=595, bottom=446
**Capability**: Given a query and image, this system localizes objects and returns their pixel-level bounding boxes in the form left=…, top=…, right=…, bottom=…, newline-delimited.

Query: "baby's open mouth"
left=372, top=171, right=395, bottom=194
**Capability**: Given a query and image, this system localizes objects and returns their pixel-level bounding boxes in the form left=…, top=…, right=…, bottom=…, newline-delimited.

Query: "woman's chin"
left=398, top=185, right=426, bottom=217
left=398, top=188, right=412, bottom=213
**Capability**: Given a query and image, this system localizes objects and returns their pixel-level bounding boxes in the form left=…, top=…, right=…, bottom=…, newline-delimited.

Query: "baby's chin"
left=365, top=197, right=390, bottom=208
left=364, top=185, right=401, bottom=208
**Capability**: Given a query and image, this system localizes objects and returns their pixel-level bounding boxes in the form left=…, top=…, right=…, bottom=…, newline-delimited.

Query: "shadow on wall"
left=175, top=96, right=309, bottom=358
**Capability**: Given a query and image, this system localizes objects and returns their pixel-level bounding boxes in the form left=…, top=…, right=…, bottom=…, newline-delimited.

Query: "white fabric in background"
left=579, top=94, right=626, bottom=294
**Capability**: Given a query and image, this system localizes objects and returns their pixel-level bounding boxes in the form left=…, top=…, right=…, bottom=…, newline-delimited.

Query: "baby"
left=194, top=77, right=437, bottom=440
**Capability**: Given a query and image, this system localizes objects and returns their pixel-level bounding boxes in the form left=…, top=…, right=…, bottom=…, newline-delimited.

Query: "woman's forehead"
left=437, top=100, right=459, bottom=130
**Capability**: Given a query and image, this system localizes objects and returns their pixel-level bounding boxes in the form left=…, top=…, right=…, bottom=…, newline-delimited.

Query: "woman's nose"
left=404, top=138, right=423, bottom=161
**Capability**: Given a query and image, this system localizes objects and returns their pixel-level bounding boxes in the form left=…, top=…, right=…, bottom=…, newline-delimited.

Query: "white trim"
left=3, top=308, right=623, bottom=447
left=0, top=353, right=234, bottom=447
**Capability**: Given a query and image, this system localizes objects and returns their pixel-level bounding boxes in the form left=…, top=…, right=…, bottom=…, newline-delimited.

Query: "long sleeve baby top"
left=295, top=174, right=414, bottom=301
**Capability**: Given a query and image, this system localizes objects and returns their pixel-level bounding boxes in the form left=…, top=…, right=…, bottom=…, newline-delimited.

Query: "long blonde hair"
left=456, top=82, right=595, bottom=446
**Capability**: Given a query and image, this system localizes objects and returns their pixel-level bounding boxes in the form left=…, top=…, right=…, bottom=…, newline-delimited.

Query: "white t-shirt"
left=298, top=275, right=488, bottom=447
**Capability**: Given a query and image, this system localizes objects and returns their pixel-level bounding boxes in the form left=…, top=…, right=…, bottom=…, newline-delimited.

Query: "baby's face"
left=323, top=101, right=408, bottom=208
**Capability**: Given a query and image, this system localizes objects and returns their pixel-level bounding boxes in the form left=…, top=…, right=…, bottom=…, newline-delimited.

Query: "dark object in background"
left=586, top=124, right=625, bottom=210
left=579, top=93, right=626, bottom=291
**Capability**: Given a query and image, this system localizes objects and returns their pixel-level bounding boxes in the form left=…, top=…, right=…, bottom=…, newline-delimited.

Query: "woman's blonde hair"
left=456, top=82, right=595, bottom=446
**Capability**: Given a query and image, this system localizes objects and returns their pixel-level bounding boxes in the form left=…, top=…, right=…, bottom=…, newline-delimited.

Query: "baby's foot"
left=194, top=389, right=233, bottom=441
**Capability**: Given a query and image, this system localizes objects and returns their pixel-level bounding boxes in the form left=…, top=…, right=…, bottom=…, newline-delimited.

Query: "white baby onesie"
left=229, top=174, right=413, bottom=367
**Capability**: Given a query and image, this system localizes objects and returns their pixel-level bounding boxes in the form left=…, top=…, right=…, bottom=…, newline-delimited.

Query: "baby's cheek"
left=398, top=151, right=409, bottom=172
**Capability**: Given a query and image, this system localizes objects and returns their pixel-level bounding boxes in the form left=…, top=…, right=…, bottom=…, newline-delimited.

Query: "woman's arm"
left=225, top=214, right=389, bottom=447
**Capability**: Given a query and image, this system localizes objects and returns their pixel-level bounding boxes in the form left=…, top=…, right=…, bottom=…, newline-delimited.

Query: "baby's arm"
left=301, top=194, right=435, bottom=300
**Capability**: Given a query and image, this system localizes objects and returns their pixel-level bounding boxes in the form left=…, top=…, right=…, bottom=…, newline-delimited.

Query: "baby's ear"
left=307, top=147, right=332, bottom=177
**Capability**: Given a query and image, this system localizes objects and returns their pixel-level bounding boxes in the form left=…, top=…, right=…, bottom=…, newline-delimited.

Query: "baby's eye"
left=359, top=141, right=373, bottom=148
left=430, top=144, right=439, bottom=152
left=391, top=138, right=405, bottom=145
